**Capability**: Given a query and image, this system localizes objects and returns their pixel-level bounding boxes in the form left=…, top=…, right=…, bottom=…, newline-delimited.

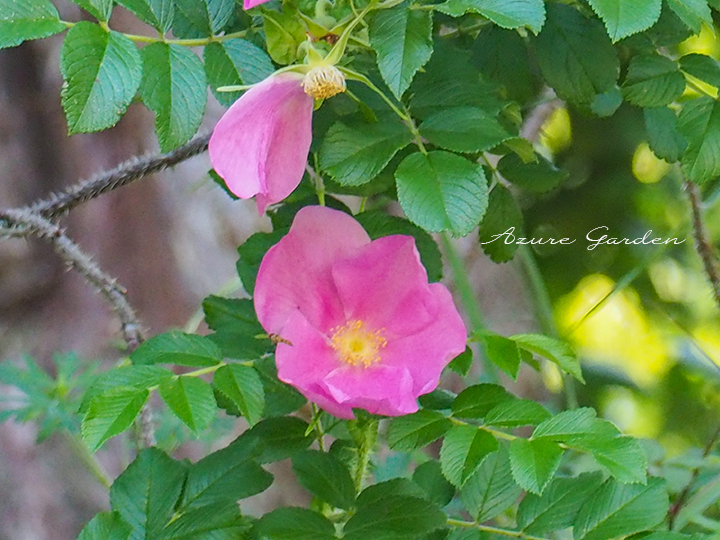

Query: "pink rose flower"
left=208, top=73, right=314, bottom=214
left=244, top=0, right=269, bottom=8
left=254, top=206, right=468, bottom=419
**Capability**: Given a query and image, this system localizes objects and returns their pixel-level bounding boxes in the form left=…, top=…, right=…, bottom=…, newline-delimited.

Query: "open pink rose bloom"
left=254, top=206, right=468, bottom=419
left=208, top=73, right=313, bottom=214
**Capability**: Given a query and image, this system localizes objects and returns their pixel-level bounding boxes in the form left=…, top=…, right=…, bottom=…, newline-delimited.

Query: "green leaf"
left=413, top=461, right=455, bottom=507
left=115, top=0, right=173, bottom=32
left=79, top=365, right=173, bottom=414
left=319, top=119, right=413, bottom=186
left=202, top=296, right=271, bottom=360
left=621, top=54, right=685, bottom=107
left=472, top=26, right=533, bottom=102
left=447, top=346, right=473, bottom=377
left=82, top=388, right=148, bottom=452
left=140, top=42, right=206, bottom=152
left=573, top=478, right=669, bottom=540
left=396, top=151, right=488, bottom=236
left=204, top=39, right=274, bottom=107
left=158, top=504, right=250, bottom=540
left=369, top=3, right=433, bottom=99
left=533, top=408, right=599, bottom=441
left=679, top=97, right=720, bottom=183
left=0, top=0, right=65, bottom=49
left=586, top=0, right=661, bottom=41
left=667, top=0, right=712, bottom=33
left=174, top=0, right=233, bottom=35
left=180, top=434, right=273, bottom=510
left=213, top=364, right=264, bottom=426
left=255, top=356, right=307, bottom=417
left=110, top=448, right=187, bottom=540
left=250, top=416, right=313, bottom=463
left=356, top=478, right=427, bottom=506
left=585, top=436, right=647, bottom=484
left=517, top=472, right=605, bottom=534
left=460, top=447, right=522, bottom=521
left=440, top=425, right=498, bottom=487
left=158, top=376, right=216, bottom=433
left=292, top=450, right=356, bottom=510
left=77, top=512, right=131, bottom=540
left=60, top=23, right=141, bottom=134
left=478, top=333, right=530, bottom=379
left=262, top=7, right=306, bottom=64
left=534, top=3, right=619, bottom=103
left=435, top=0, right=545, bottom=33
left=478, top=185, right=524, bottom=264
left=509, top=438, right=563, bottom=494
left=680, top=53, right=720, bottom=87
left=409, top=46, right=504, bottom=120
left=70, top=0, right=113, bottom=21
left=591, top=86, right=623, bottom=117
left=451, top=384, right=511, bottom=419
left=497, top=153, right=567, bottom=193
left=420, top=107, right=514, bottom=153
left=511, top=333, right=584, bottom=382
left=387, top=410, right=453, bottom=452
left=355, top=210, right=443, bottom=282
left=644, top=107, right=687, bottom=163
left=256, top=507, right=336, bottom=540
left=485, top=398, right=551, bottom=427
left=236, top=229, right=287, bottom=295
left=131, top=331, right=222, bottom=367
left=344, top=495, right=446, bottom=540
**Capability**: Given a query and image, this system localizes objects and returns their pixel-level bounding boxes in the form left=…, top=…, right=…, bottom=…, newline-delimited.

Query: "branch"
left=686, top=180, right=720, bottom=308
left=0, top=208, right=144, bottom=350
left=23, top=133, right=210, bottom=220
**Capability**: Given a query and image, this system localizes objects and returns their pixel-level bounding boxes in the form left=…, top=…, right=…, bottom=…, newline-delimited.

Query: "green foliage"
left=678, top=97, right=720, bottom=184
left=509, top=438, right=563, bottom=494
left=534, top=3, right=619, bottom=104
left=395, top=151, right=489, bottom=236
left=369, top=3, right=433, bottom=99
left=319, top=118, right=413, bottom=186
left=60, top=23, right=142, bottom=134
left=586, top=0, right=661, bottom=41
left=435, top=0, right=545, bottom=34
left=70, top=0, right=113, bottom=21
left=419, top=107, right=514, bottom=154
left=644, top=106, right=688, bottom=162
left=115, top=0, right=174, bottom=32
left=256, top=507, right=336, bottom=540
left=621, top=54, right=686, bottom=107
left=202, top=295, right=271, bottom=360
left=76, top=512, right=132, bottom=540
left=439, top=425, right=498, bottom=487
left=158, top=376, right=216, bottom=433
left=387, top=410, right=453, bottom=451
left=478, top=185, right=524, bottom=263
left=213, top=364, right=264, bottom=425
left=204, top=39, right=275, bottom=106
left=131, top=331, right=223, bottom=367
left=292, top=450, right=356, bottom=509
left=460, top=447, right=522, bottom=521
left=140, top=42, right=206, bottom=152
left=0, top=0, right=65, bottom=49
left=82, top=388, right=149, bottom=451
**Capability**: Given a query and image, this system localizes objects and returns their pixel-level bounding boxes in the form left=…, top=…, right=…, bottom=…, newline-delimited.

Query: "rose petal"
left=255, top=206, right=371, bottom=334
left=332, top=235, right=436, bottom=338
left=381, top=283, right=467, bottom=395
left=208, top=73, right=313, bottom=213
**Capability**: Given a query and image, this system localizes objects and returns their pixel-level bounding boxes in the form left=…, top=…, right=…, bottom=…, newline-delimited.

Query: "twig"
left=686, top=180, right=720, bottom=308
left=0, top=208, right=157, bottom=448
left=668, top=180, right=720, bottom=527
left=21, top=133, right=210, bottom=220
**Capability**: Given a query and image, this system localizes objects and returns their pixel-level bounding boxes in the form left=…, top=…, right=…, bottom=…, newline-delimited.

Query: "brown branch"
left=668, top=180, right=720, bottom=528
left=0, top=208, right=144, bottom=349
left=0, top=208, right=157, bottom=447
left=22, top=133, right=210, bottom=220
left=686, top=180, right=720, bottom=308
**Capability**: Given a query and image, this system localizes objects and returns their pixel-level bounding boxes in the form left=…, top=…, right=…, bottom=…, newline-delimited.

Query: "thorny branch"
left=0, top=135, right=213, bottom=448
left=24, top=133, right=210, bottom=220
left=667, top=180, right=720, bottom=527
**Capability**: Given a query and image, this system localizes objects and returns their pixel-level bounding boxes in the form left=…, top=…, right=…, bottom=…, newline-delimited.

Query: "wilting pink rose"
left=254, top=206, right=467, bottom=419
left=209, top=73, right=313, bottom=214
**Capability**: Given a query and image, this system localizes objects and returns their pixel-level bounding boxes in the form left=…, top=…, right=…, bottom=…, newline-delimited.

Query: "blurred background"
left=3, top=2, right=720, bottom=539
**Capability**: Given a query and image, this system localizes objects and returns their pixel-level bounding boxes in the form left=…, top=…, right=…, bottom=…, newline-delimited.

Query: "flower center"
left=330, top=320, right=387, bottom=367
left=302, top=65, right=346, bottom=100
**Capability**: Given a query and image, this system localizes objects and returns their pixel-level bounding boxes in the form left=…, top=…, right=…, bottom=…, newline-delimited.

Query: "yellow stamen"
left=302, top=65, right=346, bottom=100
left=330, top=320, right=387, bottom=367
